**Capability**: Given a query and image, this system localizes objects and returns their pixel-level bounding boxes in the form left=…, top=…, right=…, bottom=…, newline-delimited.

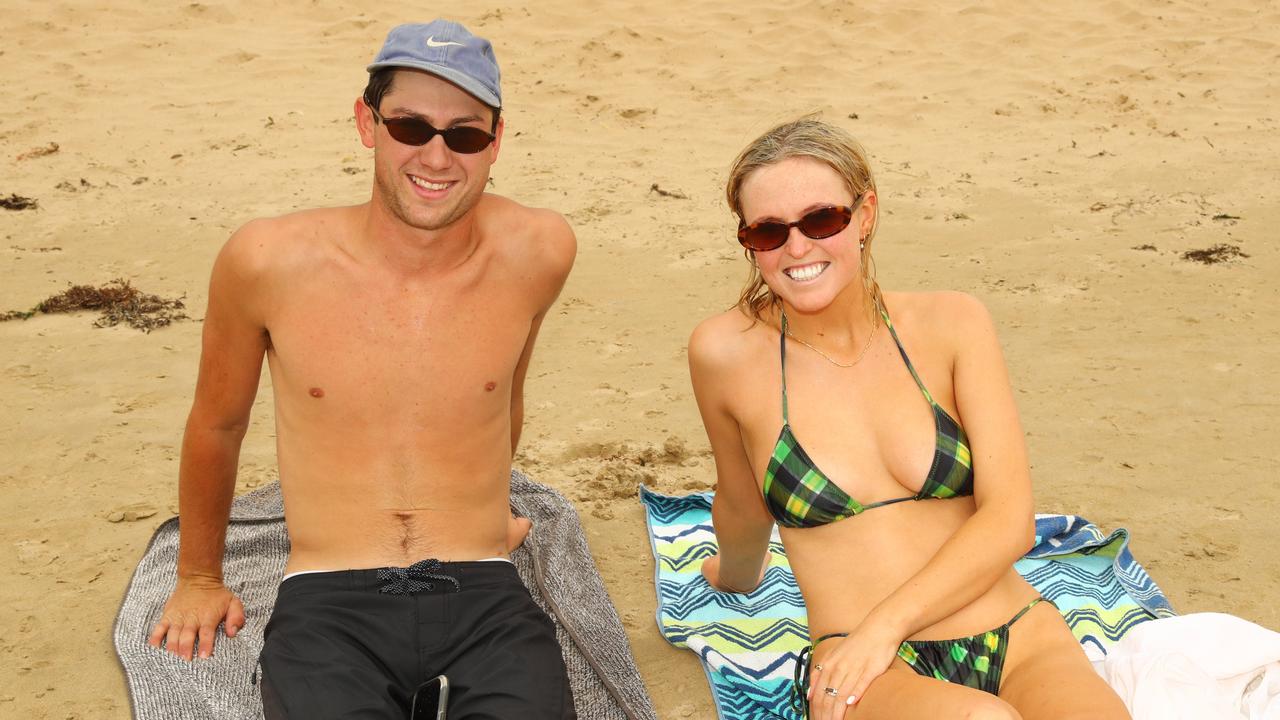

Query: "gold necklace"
left=782, top=311, right=877, bottom=368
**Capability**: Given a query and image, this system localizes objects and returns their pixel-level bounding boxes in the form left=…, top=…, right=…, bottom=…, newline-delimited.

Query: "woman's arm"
left=868, top=292, right=1035, bottom=636
left=688, top=316, right=775, bottom=592
left=809, top=292, right=1036, bottom=718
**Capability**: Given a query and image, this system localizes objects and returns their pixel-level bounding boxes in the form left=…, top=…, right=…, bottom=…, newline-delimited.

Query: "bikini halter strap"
left=779, top=311, right=790, bottom=424
left=880, top=308, right=936, bottom=405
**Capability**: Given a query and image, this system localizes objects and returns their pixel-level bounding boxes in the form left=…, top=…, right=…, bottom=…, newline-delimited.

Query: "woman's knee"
left=1041, top=705, right=1130, bottom=720
left=957, top=695, right=1022, bottom=720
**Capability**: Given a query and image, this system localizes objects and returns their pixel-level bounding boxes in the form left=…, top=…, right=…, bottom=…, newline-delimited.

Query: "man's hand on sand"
left=147, top=576, right=245, bottom=660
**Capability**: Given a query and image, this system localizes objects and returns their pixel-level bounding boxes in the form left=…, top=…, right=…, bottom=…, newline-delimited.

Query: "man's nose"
left=418, top=135, right=453, bottom=168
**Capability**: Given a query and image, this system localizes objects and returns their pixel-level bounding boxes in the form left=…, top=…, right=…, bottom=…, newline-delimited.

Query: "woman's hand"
left=700, top=552, right=769, bottom=593
left=806, top=620, right=903, bottom=719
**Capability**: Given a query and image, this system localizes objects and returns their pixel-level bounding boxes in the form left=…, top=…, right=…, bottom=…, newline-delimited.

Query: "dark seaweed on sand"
left=1, top=194, right=39, bottom=211
left=0, top=279, right=187, bottom=332
left=1182, top=244, right=1249, bottom=265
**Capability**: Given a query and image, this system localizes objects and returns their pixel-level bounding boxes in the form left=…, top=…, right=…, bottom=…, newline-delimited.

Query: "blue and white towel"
left=641, top=487, right=1174, bottom=720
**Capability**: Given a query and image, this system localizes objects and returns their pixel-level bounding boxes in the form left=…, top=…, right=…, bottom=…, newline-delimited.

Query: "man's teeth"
left=786, top=263, right=827, bottom=281
left=410, top=176, right=450, bottom=191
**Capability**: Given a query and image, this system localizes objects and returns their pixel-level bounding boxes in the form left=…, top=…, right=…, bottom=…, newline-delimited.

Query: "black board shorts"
left=259, top=560, right=575, bottom=719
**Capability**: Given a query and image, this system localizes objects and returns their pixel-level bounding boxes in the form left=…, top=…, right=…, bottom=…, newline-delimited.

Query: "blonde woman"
left=690, top=118, right=1128, bottom=720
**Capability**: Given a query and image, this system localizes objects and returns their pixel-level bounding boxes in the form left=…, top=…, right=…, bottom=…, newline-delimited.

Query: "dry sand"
left=2, top=1, right=1277, bottom=718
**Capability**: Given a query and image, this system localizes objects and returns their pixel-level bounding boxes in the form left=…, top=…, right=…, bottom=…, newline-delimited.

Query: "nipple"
left=484, top=381, right=497, bottom=392
left=309, top=387, right=325, bottom=398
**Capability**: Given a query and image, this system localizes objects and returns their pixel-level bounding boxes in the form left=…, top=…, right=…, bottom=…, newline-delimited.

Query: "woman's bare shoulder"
left=883, top=290, right=995, bottom=340
left=689, top=307, right=772, bottom=372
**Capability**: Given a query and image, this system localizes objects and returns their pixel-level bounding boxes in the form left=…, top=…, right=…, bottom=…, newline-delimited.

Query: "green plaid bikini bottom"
left=795, top=597, right=1052, bottom=714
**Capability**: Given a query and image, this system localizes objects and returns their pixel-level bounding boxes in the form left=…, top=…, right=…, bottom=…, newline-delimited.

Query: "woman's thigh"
left=999, top=649, right=1129, bottom=720
left=997, top=605, right=1130, bottom=720
left=839, top=662, right=1021, bottom=720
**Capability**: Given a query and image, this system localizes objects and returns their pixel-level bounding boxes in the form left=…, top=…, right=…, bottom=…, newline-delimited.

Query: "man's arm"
left=503, top=213, right=574, bottom=553
left=508, top=211, right=576, bottom=454
left=147, top=223, right=272, bottom=660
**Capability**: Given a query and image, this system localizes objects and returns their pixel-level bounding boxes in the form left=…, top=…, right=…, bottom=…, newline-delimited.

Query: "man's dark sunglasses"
left=364, top=101, right=495, bottom=154
left=736, top=198, right=864, bottom=252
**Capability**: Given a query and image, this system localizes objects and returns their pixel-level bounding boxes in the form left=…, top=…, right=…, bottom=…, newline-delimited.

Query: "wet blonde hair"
left=726, top=117, right=882, bottom=323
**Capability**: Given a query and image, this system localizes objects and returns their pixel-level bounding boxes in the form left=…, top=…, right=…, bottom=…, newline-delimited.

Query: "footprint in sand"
left=15, top=539, right=58, bottom=567
left=105, top=503, right=158, bottom=523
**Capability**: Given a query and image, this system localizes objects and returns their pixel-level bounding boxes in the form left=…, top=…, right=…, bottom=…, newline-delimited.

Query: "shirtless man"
left=146, top=20, right=577, bottom=719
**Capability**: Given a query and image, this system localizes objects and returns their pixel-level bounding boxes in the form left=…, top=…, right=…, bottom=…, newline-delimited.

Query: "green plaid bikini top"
left=763, top=308, right=974, bottom=529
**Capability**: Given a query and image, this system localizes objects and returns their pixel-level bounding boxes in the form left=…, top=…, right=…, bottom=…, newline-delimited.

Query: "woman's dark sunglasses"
left=365, top=102, right=495, bottom=154
left=737, top=202, right=860, bottom=252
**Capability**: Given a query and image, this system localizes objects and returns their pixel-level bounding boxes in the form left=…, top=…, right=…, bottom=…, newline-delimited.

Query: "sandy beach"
left=2, top=1, right=1277, bottom=717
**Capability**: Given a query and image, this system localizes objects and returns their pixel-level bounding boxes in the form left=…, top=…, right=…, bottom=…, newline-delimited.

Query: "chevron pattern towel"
left=640, top=487, right=1174, bottom=720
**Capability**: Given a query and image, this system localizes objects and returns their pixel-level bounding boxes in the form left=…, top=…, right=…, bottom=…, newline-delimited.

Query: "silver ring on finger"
left=824, top=687, right=839, bottom=697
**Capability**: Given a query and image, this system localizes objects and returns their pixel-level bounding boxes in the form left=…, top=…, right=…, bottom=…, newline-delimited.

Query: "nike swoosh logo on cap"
left=425, top=37, right=464, bottom=48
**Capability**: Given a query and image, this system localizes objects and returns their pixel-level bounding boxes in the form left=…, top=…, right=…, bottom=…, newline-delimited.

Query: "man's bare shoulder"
left=219, top=207, right=357, bottom=274
left=477, top=194, right=576, bottom=278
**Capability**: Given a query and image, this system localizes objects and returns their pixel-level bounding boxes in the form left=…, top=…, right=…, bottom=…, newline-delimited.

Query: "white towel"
left=1094, top=612, right=1280, bottom=719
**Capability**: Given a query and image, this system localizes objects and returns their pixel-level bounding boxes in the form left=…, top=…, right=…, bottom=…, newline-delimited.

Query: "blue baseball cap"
left=367, top=20, right=502, bottom=109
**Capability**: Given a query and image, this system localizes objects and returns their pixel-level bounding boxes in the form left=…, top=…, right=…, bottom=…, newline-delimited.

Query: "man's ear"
left=487, top=115, right=505, bottom=162
left=355, top=97, right=376, bottom=149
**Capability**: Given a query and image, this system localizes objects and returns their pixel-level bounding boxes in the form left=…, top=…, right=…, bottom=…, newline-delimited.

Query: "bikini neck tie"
left=377, top=558, right=461, bottom=594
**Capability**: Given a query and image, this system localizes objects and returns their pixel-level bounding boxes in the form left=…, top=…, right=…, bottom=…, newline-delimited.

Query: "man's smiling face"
left=360, top=69, right=502, bottom=232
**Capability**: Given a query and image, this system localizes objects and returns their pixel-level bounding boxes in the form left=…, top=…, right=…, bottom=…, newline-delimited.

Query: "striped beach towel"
left=641, top=487, right=1174, bottom=720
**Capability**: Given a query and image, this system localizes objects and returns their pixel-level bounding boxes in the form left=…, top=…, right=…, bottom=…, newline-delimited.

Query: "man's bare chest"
left=263, top=279, right=534, bottom=417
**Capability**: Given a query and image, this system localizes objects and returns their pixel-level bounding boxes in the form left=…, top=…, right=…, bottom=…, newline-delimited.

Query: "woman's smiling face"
left=739, top=156, right=873, bottom=315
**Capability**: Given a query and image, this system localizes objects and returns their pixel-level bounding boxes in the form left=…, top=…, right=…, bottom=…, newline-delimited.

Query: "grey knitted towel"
left=113, top=471, right=656, bottom=720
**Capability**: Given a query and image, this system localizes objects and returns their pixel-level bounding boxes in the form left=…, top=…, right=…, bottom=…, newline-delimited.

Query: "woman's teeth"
left=785, top=263, right=828, bottom=281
